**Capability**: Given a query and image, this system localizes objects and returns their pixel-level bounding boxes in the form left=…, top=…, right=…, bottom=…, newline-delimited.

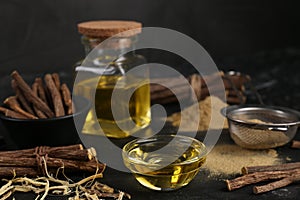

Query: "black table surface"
left=0, top=48, right=300, bottom=199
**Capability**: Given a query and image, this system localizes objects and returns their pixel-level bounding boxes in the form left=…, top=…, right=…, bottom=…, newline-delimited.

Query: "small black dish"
left=0, top=95, right=91, bottom=149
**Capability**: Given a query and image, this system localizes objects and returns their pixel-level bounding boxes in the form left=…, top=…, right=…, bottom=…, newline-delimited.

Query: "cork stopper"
left=77, top=20, right=142, bottom=38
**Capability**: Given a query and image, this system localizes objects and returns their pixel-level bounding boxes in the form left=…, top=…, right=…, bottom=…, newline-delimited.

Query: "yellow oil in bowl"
left=122, top=135, right=207, bottom=191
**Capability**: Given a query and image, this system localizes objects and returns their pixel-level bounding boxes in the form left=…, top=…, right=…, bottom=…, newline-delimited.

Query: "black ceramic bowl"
left=0, top=95, right=91, bottom=149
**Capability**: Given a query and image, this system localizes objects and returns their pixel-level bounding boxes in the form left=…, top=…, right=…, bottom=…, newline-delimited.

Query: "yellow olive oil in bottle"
left=73, top=20, right=151, bottom=138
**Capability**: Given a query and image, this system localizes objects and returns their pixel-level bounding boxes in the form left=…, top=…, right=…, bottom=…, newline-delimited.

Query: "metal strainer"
left=223, top=105, right=300, bottom=149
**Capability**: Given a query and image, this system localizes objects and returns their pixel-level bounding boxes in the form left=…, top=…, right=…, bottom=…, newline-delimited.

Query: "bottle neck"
left=77, top=35, right=139, bottom=75
left=81, top=35, right=136, bottom=56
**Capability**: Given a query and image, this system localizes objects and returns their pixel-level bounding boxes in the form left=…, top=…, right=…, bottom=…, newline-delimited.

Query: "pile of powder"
left=203, top=144, right=282, bottom=177
left=168, top=96, right=229, bottom=132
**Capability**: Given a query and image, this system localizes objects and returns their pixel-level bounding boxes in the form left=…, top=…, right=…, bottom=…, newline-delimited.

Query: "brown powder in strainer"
left=203, top=144, right=282, bottom=177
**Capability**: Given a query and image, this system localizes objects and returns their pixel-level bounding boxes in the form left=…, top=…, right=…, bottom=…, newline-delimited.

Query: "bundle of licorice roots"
left=150, top=71, right=251, bottom=105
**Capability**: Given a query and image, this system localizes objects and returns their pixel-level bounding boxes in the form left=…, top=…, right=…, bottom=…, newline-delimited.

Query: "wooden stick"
left=61, top=83, right=73, bottom=115
left=51, top=73, right=61, bottom=91
left=151, top=91, right=190, bottom=104
left=222, top=74, right=250, bottom=91
left=150, top=72, right=230, bottom=94
left=242, top=162, right=300, bottom=175
left=0, top=167, right=39, bottom=177
left=151, top=84, right=190, bottom=101
left=151, top=80, right=234, bottom=102
left=0, top=147, right=36, bottom=158
left=0, top=144, right=90, bottom=161
left=44, top=74, right=65, bottom=117
left=47, top=148, right=96, bottom=161
left=32, top=83, right=47, bottom=119
left=0, top=106, right=28, bottom=119
left=150, top=75, right=189, bottom=93
left=150, top=72, right=226, bottom=94
left=0, top=156, right=105, bottom=174
left=11, top=80, right=35, bottom=115
left=253, top=176, right=299, bottom=194
left=226, top=96, right=247, bottom=105
left=225, top=169, right=300, bottom=191
left=226, top=87, right=245, bottom=97
left=151, top=90, right=243, bottom=105
left=291, top=140, right=300, bottom=149
left=47, top=157, right=105, bottom=173
left=11, top=70, right=54, bottom=118
left=200, top=84, right=227, bottom=98
left=253, top=171, right=300, bottom=194
left=4, top=96, right=37, bottom=119
left=35, top=77, right=49, bottom=106
left=45, top=143, right=84, bottom=151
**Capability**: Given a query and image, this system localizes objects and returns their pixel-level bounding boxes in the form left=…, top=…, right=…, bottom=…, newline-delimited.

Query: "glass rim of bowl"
left=122, top=134, right=207, bottom=167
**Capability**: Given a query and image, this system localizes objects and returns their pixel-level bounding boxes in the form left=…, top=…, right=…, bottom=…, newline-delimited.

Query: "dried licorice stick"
left=44, top=74, right=65, bottom=117
left=52, top=73, right=61, bottom=91
left=11, top=70, right=54, bottom=118
left=61, top=83, right=73, bottom=115
left=242, top=162, right=300, bottom=175
left=4, top=96, right=37, bottom=119
left=253, top=179, right=291, bottom=194
left=225, top=169, right=300, bottom=191
left=0, top=166, right=39, bottom=177
left=0, top=156, right=105, bottom=174
left=11, top=79, right=35, bottom=115
left=35, top=77, right=49, bottom=106
left=0, top=106, right=28, bottom=119
left=0, top=144, right=84, bottom=159
left=32, top=83, right=47, bottom=119
left=291, top=140, right=300, bottom=149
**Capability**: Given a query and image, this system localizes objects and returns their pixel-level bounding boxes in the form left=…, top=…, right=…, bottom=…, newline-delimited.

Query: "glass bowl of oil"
left=122, top=134, right=207, bottom=191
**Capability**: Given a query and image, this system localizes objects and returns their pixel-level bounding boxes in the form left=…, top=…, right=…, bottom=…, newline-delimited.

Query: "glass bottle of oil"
left=73, top=20, right=151, bottom=138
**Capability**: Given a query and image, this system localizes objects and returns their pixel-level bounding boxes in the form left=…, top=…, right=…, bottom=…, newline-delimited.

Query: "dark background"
left=1, top=0, right=300, bottom=73
left=1, top=0, right=300, bottom=107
